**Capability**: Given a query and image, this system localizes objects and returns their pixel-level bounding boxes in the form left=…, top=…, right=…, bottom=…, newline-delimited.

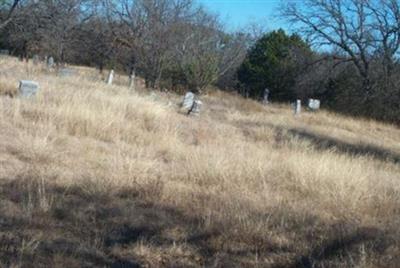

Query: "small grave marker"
left=19, top=80, right=39, bottom=97
left=107, top=69, right=114, bottom=85
left=294, top=99, right=301, bottom=115
left=263, top=88, right=270, bottom=105
left=47, top=56, right=54, bottom=69
left=129, top=70, right=135, bottom=90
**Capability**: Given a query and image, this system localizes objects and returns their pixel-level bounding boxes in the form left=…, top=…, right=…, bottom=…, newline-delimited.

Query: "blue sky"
left=198, top=0, right=285, bottom=32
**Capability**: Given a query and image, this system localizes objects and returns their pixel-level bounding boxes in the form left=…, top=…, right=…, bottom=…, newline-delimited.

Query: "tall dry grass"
left=1, top=56, right=400, bottom=267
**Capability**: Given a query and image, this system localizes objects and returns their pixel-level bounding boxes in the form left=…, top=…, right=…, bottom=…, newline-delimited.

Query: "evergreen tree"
left=238, top=29, right=311, bottom=101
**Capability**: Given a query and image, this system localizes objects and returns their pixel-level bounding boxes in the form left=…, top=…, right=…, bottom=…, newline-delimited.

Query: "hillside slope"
left=1, top=57, right=400, bottom=267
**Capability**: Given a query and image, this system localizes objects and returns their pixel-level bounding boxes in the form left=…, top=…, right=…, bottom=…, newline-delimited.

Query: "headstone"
left=263, top=88, right=270, bottom=105
left=181, top=92, right=195, bottom=114
left=0, top=49, right=9, bottom=56
left=314, top=99, right=320, bottom=110
left=107, top=69, right=114, bottom=85
left=19, top=80, right=39, bottom=97
left=129, top=70, right=135, bottom=90
left=58, top=68, right=75, bottom=77
left=47, top=56, right=54, bottom=69
left=308, top=99, right=321, bottom=111
left=294, top=99, right=301, bottom=115
left=32, top=54, right=40, bottom=65
left=191, top=100, right=202, bottom=116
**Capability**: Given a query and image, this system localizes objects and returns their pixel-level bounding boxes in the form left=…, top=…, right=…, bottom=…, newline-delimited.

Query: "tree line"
left=0, top=0, right=249, bottom=93
left=1, top=0, right=400, bottom=123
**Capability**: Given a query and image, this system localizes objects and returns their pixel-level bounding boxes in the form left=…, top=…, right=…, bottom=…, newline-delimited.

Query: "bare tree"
left=175, top=17, right=247, bottom=93
left=281, top=0, right=400, bottom=95
left=105, top=0, right=198, bottom=88
left=0, top=0, right=21, bottom=30
left=35, top=0, right=96, bottom=63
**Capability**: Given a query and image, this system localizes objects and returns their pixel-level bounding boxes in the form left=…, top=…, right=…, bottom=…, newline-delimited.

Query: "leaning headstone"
left=181, top=92, right=195, bottom=114
left=19, top=80, right=39, bottom=98
left=47, top=56, right=54, bottom=69
left=294, top=99, right=301, bottom=115
left=32, top=54, right=40, bottom=65
left=191, top=100, right=203, bottom=116
left=107, top=69, right=114, bottom=85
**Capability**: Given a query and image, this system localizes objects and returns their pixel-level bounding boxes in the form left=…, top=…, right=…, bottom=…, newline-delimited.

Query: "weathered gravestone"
left=58, top=68, right=76, bottom=77
left=314, top=99, right=321, bottom=110
left=263, top=88, right=270, bottom=105
left=180, top=92, right=203, bottom=116
left=294, top=99, right=301, bottom=115
left=181, top=92, right=195, bottom=114
left=32, top=54, right=40, bottom=65
left=19, top=80, right=39, bottom=97
left=191, top=100, right=203, bottom=116
left=107, top=69, right=114, bottom=85
left=308, top=99, right=320, bottom=111
left=47, top=56, right=54, bottom=69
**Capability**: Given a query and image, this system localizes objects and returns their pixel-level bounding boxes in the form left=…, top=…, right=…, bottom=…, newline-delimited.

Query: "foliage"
left=237, top=29, right=312, bottom=101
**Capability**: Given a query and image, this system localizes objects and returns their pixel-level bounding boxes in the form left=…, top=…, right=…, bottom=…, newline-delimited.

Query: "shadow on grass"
left=287, top=226, right=390, bottom=268
left=0, top=177, right=396, bottom=267
left=287, top=127, right=400, bottom=164
left=266, top=123, right=400, bottom=164
left=1, top=178, right=266, bottom=267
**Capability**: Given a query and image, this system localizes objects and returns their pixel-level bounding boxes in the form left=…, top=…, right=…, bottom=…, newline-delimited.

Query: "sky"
left=198, top=0, right=286, bottom=32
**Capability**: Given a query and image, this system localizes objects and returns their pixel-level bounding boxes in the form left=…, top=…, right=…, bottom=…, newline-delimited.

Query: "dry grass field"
left=1, top=56, right=400, bottom=267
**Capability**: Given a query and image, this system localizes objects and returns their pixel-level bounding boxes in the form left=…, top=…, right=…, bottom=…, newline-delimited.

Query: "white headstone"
left=47, top=56, right=54, bottom=68
left=308, top=99, right=321, bottom=111
left=314, top=99, right=320, bottom=110
left=107, top=69, right=114, bottom=85
left=294, top=99, right=301, bottom=115
left=19, top=80, right=39, bottom=97
left=181, top=92, right=195, bottom=114
left=191, top=100, right=202, bottom=116
left=129, top=70, right=135, bottom=90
